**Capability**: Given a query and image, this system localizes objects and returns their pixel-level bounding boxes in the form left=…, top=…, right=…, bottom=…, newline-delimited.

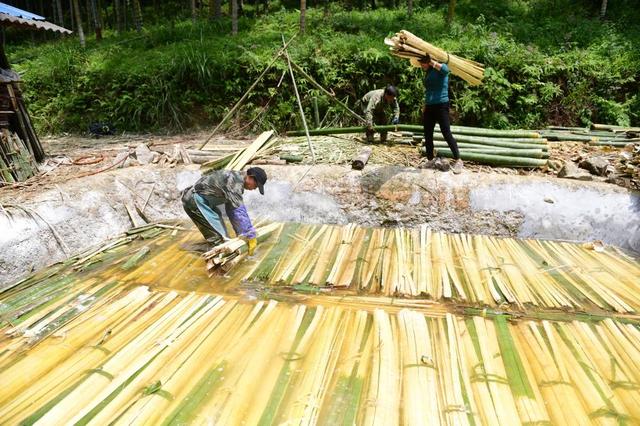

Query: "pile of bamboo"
left=203, top=223, right=280, bottom=275
left=200, top=130, right=279, bottom=171
left=243, top=223, right=640, bottom=312
left=287, top=124, right=549, bottom=168
left=0, top=76, right=44, bottom=184
left=385, top=30, right=485, bottom=86
left=542, top=124, right=640, bottom=147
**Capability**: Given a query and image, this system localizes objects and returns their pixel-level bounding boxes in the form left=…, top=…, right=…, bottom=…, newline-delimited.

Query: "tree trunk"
left=70, top=0, right=76, bottom=31
left=191, top=0, right=197, bottom=21
left=114, top=0, right=122, bottom=33
left=72, top=0, right=86, bottom=48
left=407, top=0, right=412, bottom=17
left=90, top=0, right=103, bottom=41
left=85, top=0, right=93, bottom=32
left=323, top=0, right=329, bottom=17
left=55, top=0, right=64, bottom=27
left=600, top=0, right=607, bottom=19
left=447, top=0, right=456, bottom=26
left=300, top=0, right=306, bottom=34
left=231, top=0, right=238, bottom=34
left=132, top=0, right=143, bottom=32
left=215, top=0, right=222, bottom=18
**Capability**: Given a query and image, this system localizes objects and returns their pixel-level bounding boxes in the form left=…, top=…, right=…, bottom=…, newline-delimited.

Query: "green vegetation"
left=7, top=1, right=640, bottom=134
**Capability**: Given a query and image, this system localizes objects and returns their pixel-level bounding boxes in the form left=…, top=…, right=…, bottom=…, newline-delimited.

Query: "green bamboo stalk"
left=426, top=138, right=548, bottom=150
left=460, top=148, right=549, bottom=158
left=540, top=132, right=597, bottom=142
left=591, top=140, right=639, bottom=147
left=287, top=125, right=540, bottom=138
left=413, top=134, right=548, bottom=146
left=420, top=148, right=547, bottom=167
left=279, top=154, right=304, bottom=163
left=431, top=142, right=540, bottom=151
left=422, top=142, right=548, bottom=157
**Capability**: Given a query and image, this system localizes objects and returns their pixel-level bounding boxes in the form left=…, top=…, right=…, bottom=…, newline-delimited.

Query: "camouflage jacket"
left=194, top=170, right=245, bottom=208
left=362, top=89, right=400, bottom=126
left=193, top=170, right=256, bottom=239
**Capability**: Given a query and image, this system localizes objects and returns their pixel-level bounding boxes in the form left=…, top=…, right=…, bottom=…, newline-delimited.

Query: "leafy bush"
left=8, top=2, right=640, bottom=134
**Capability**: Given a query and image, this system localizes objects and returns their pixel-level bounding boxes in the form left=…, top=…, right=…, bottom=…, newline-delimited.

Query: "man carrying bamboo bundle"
left=361, top=85, right=400, bottom=143
left=181, top=167, right=267, bottom=254
left=419, top=55, right=463, bottom=174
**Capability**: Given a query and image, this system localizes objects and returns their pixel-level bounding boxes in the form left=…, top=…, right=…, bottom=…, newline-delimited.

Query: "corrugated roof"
left=0, top=12, right=71, bottom=34
left=0, top=2, right=44, bottom=20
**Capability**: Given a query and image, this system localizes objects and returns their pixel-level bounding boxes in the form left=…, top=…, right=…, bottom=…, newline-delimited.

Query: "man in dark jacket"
left=361, top=85, right=400, bottom=143
left=181, top=167, right=267, bottom=255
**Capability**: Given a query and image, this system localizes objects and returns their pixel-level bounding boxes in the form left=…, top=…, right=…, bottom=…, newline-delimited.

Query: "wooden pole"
left=352, top=146, right=372, bottom=170
left=199, top=33, right=298, bottom=149
left=312, top=96, right=320, bottom=128
left=288, top=60, right=367, bottom=124
left=283, top=35, right=316, bottom=163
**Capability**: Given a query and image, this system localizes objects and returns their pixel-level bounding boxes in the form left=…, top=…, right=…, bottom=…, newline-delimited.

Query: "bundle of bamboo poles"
left=541, top=123, right=640, bottom=147
left=287, top=124, right=549, bottom=168
left=411, top=132, right=549, bottom=167
left=201, top=130, right=279, bottom=171
left=203, top=223, right=280, bottom=275
left=385, top=30, right=485, bottom=86
left=0, top=76, right=45, bottom=184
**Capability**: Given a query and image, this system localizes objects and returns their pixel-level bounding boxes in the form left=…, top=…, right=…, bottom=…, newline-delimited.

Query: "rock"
left=135, top=143, right=154, bottom=165
left=547, top=160, right=563, bottom=171
left=558, top=161, right=593, bottom=181
left=579, top=156, right=610, bottom=176
left=543, top=197, right=555, bottom=204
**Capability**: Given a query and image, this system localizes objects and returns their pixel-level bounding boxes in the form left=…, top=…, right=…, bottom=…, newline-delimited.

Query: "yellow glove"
left=247, top=238, right=257, bottom=256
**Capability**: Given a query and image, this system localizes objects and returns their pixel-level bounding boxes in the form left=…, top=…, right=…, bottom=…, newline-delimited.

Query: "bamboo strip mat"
left=242, top=222, right=640, bottom=313
left=2, top=284, right=640, bottom=424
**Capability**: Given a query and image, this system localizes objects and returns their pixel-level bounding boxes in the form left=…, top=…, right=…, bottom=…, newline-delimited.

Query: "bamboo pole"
left=287, top=124, right=541, bottom=139
left=283, top=35, right=316, bottom=163
left=199, top=33, right=298, bottom=149
left=351, top=146, right=372, bottom=170
left=288, top=60, right=367, bottom=125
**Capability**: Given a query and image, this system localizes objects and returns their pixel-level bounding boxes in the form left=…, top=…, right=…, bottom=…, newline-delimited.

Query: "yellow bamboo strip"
left=362, top=309, right=400, bottom=425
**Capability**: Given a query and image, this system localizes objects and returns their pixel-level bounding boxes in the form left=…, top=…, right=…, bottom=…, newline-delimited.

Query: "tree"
left=209, top=0, right=222, bottom=20
left=72, top=0, right=86, bottom=47
left=447, top=0, right=456, bottom=26
left=131, top=0, right=143, bottom=32
left=600, top=0, right=608, bottom=19
left=300, top=0, right=306, bottom=33
left=114, top=0, right=122, bottom=33
left=231, top=0, right=238, bottom=35
left=53, top=0, right=64, bottom=27
left=191, top=0, right=197, bottom=21
left=407, top=0, right=412, bottom=17
left=90, top=0, right=103, bottom=41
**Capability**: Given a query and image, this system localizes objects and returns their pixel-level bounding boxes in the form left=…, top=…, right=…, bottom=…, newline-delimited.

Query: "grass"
left=7, top=2, right=640, bottom=134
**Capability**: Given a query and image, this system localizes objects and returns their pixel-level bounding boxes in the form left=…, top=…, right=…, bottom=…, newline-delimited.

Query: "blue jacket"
left=424, top=63, right=450, bottom=105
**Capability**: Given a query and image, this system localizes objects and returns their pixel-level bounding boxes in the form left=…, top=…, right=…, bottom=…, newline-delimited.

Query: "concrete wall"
left=2, top=164, right=637, bottom=286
